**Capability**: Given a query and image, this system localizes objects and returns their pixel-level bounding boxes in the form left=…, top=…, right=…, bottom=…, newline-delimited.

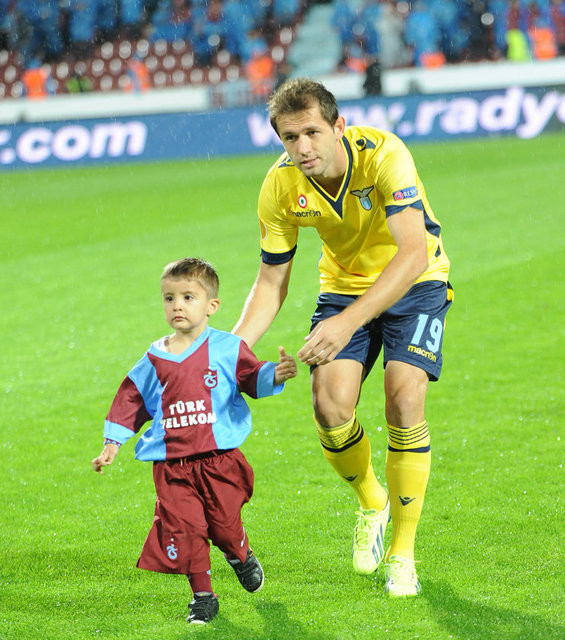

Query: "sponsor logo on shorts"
left=393, top=186, right=418, bottom=201
left=407, top=345, right=437, bottom=362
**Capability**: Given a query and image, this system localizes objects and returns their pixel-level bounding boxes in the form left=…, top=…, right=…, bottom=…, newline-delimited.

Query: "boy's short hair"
left=161, top=257, right=219, bottom=298
left=268, top=78, right=339, bottom=134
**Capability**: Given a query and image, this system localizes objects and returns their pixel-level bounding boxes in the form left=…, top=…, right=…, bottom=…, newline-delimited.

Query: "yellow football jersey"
left=258, top=126, right=449, bottom=295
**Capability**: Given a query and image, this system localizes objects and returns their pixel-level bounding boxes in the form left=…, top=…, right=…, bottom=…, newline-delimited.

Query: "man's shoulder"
left=264, top=151, right=296, bottom=178
left=345, top=125, right=401, bottom=149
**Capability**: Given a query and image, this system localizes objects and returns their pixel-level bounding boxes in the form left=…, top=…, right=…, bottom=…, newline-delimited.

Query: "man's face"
left=275, top=103, right=345, bottom=181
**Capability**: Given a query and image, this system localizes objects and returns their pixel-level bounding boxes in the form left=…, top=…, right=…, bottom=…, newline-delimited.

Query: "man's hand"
left=297, top=314, right=355, bottom=366
left=91, top=443, right=119, bottom=474
left=274, top=346, right=298, bottom=385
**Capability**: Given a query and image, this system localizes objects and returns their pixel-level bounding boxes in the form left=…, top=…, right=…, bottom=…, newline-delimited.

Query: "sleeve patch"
left=393, top=186, right=418, bottom=201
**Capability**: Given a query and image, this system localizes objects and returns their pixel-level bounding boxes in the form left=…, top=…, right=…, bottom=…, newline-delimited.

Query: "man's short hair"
left=268, top=78, right=339, bottom=133
left=161, top=257, right=219, bottom=298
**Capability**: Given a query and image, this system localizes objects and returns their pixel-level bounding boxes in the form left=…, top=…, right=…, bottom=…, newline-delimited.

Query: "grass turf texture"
left=1, top=133, right=564, bottom=640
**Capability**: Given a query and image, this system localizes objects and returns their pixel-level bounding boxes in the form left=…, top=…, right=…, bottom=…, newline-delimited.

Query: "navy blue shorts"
left=309, top=281, right=453, bottom=381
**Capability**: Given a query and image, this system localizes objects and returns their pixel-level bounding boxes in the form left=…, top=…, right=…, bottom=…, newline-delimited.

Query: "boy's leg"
left=200, top=450, right=264, bottom=592
left=137, top=461, right=212, bottom=577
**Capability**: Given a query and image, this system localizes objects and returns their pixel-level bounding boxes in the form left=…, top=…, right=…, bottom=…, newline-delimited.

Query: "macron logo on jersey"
left=393, top=186, right=418, bottom=201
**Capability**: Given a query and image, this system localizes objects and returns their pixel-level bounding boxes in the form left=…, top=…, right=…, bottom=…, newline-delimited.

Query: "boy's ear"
left=207, top=298, right=220, bottom=316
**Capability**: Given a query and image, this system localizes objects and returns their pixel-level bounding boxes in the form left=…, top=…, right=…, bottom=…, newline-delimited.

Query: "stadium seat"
left=109, top=57, right=125, bottom=75
left=119, top=40, right=133, bottom=59
left=207, top=66, right=223, bottom=84
left=181, top=52, right=195, bottom=70
left=91, top=59, right=106, bottom=77
left=100, top=41, right=116, bottom=60
left=55, top=62, right=70, bottom=81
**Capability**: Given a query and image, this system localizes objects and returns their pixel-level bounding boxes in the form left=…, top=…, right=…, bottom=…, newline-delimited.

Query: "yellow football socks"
left=315, top=413, right=388, bottom=511
left=385, top=421, right=431, bottom=561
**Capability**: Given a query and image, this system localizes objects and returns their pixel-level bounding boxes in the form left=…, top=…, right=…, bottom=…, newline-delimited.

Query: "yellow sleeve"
left=376, top=134, right=423, bottom=215
left=257, top=166, right=299, bottom=264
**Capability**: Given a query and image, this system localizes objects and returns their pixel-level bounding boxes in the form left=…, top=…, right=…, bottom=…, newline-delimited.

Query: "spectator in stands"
left=191, top=0, right=226, bottom=65
left=403, top=1, right=442, bottom=66
left=550, top=0, right=565, bottom=55
left=506, top=0, right=533, bottom=60
left=429, top=0, right=463, bottom=62
left=66, top=68, right=94, bottom=92
left=240, top=25, right=269, bottom=63
left=458, top=0, right=490, bottom=61
left=68, top=0, right=98, bottom=59
left=363, top=57, right=382, bottom=95
left=244, top=46, right=274, bottom=100
left=331, top=0, right=358, bottom=67
left=22, top=58, right=52, bottom=98
left=372, top=1, right=411, bottom=69
left=359, top=0, right=384, bottom=59
left=126, top=53, right=151, bottom=90
left=489, top=0, right=511, bottom=56
left=529, top=13, right=558, bottom=58
left=246, top=0, right=271, bottom=31
left=271, top=0, right=301, bottom=29
left=120, top=0, right=145, bottom=38
left=223, top=0, right=253, bottom=60
left=98, top=0, right=119, bottom=42
left=342, top=39, right=368, bottom=73
left=150, top=0, right=192, bottom=42
left=19, top=0, right=64, bottom=64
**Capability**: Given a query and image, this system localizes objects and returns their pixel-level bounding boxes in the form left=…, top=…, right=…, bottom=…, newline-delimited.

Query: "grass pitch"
left=1, top=132, right=564, bottom=640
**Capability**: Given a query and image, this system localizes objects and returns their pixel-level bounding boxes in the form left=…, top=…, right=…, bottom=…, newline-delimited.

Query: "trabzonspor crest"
left=203, top=368, right=218, bottom=388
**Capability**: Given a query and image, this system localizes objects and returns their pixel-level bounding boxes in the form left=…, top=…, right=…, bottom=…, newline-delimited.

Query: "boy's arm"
left=92, top=442, right=120, bottom=474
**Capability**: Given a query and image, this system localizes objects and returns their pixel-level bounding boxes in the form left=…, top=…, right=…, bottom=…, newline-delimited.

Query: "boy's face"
left=161, top=277, right=219, bottom=337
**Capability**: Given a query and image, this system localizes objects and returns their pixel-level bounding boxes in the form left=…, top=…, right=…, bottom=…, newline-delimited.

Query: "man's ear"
left=334, top=115, right=346, bottom=139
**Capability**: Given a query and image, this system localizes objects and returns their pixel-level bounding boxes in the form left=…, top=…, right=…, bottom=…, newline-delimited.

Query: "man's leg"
left=383, top=360, right=430, bottom=596
left=311, top=359, right=389, bottom=574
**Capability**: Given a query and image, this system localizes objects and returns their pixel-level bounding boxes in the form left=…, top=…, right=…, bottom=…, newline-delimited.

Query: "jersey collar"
left=306, top=136, right=352, bottom=219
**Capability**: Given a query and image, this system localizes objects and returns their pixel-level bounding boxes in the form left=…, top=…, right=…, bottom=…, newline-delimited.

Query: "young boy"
left=92, top=257, right=297, bottom=625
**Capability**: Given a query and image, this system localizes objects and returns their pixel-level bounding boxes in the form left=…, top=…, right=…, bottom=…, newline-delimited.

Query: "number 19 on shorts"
left=410, top=314, right=443, bottom=353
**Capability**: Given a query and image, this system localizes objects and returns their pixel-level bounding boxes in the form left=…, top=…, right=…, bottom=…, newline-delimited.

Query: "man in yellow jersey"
left=233, top=78, right=452, bottom=597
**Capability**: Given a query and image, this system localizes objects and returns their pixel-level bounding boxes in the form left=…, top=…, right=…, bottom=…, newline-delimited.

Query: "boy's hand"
left=92, top=443, right=119, bottom=474
left=274, top=346, right=297, bottom=386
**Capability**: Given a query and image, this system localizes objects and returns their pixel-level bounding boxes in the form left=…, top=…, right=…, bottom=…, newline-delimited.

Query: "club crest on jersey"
left=298, top=194, right=308, bottom=208
left=351, top=186, right=374, bottom=211
left=393, top=186, right=418, bottom=201
left=203, top=369, right=218, bottom=388
left=167, top=543, right=178, bottom=560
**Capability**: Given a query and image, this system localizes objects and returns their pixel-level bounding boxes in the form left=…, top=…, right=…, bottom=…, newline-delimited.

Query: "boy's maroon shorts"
left=137, top=448, right=254, bottom=575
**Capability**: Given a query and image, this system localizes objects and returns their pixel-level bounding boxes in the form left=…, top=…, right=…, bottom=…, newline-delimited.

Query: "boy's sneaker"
left=187, top=592, right=219, bottom=624
left=226, top=549, right=264, bottom=593
left=384, top=554, right=422, bottom=597
left=352, top=499, right=390, bottom=575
